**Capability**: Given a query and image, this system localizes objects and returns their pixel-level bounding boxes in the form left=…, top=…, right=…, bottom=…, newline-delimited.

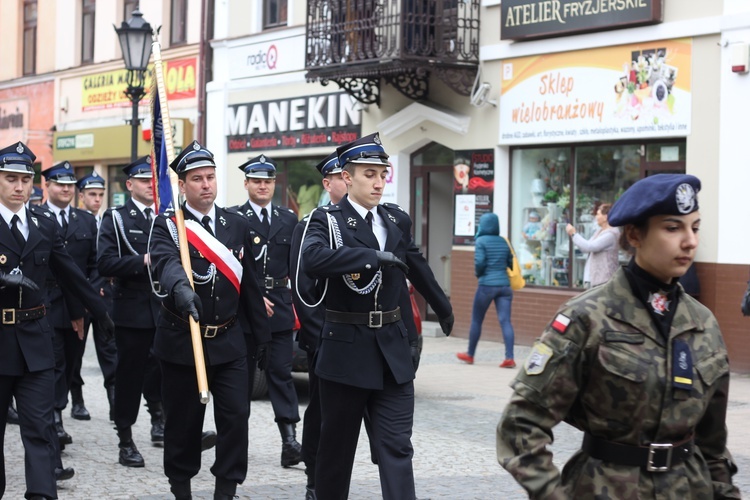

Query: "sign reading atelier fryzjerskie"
left=501, top=0, right=663, bottom=41
left=226, top=92, right=361, bottom=152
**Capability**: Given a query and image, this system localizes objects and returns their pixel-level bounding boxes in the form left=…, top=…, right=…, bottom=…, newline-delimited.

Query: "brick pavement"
left=3, top=330, right=748, bottom=498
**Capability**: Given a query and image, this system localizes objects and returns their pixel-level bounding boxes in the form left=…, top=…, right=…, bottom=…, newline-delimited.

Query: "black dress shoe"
left=55, top=466, right=75, bottom=481
left=54, top=410, right=73, bottom=446
left=118, top=441, right=145, bottom=467
left=151, top=419, right=165, bottom=445
left=201, top=430, right=217, bottom=452
left=281, top=440, right=302, bottom=467
left=71, top=402, right=90, bottom=420
left=7, top=403, right=19, bottom=425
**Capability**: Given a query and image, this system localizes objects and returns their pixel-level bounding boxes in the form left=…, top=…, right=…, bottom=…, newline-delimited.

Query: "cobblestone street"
left=4, top=330, right=749, bottom=498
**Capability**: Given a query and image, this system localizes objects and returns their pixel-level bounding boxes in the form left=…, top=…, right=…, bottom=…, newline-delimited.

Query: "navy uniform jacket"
left=234, top=201, right=296, bottom=333
left=42, top=204, right=98, bottom=329
left=97, top=199, right=161, bottom=328
left=301, top=196, right=452, bottom=389
left=149, top=205, right=272, bottom=366
left=0, top=205, right=108, bottom=376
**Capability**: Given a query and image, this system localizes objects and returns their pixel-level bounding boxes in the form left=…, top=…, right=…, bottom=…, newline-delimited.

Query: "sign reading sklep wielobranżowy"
left=499, top=38, right=691, bottom=145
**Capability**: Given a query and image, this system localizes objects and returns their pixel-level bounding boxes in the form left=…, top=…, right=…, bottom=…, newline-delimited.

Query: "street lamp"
left=115, top=9, right=153, bottom=162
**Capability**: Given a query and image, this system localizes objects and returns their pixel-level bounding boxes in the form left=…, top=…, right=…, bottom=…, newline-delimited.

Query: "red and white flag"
left=183, top=219, right=243, bottom=293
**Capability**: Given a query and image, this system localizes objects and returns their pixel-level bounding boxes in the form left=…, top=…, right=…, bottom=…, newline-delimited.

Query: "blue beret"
left=608, top=174, right=701, bottom=227
left=0, top=141, right=36, bottom=175
left=336, top=133, right=389, bottom=168
left=29, top=186, right=43, bottom=201
left=315, top=151, right=341, bottom=177
left=122, top=156, right=153, bottom=179
left=77, top=171, right=106, bottom=190
left=170, top=141, right=216, bottom=175
left=42, top=161, right=77, bottom=184
left=238, top=154, right=276, bottom=179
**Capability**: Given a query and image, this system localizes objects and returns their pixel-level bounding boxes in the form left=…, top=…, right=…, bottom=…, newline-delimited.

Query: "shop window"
left=171, top=0, right=188, bottom=46
left=510, top=144, right=641, bottom=288
left=264, top=0, right=288, bottom=29
left=81, top=0, right=96, bottom=64
left=108, top=164, right=129, bottom=207
left=23, top=0, right=37, bottom=76
left=277, top=158, right=322, bottom=219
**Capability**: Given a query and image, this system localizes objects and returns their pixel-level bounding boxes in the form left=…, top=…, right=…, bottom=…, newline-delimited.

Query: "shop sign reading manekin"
left=226, top=92, right=361, bottom=152
left=501, top=0, right=662, bottom=40
left=499, top=38, right=691, bottom=145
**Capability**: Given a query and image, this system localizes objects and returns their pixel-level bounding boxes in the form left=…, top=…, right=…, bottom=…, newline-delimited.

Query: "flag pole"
left=152, top=34, right=210, bottom=405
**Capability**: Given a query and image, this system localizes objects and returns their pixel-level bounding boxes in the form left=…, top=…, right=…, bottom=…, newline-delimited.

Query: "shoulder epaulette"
left=382, top=202, right=406, bottom=213
left=29, top=205, right=53, bottom=218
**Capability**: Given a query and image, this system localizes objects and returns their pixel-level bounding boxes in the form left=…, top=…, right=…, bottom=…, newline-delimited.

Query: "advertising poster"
left=499, top=38, right=691, bottom=145
left=453, top=149, right=494, bottom=245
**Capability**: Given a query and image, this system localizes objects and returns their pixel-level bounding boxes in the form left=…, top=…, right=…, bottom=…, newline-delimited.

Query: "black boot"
left=106, top=385, right=116, bottom=422
left=7, top=402, right=19, bottom=425
left=70, top=385, right=90, bottom=421
left=146, top=400, right=165, bottom=445
left=55, top=465, right=75, bottom=481
left=169, top=478, right=192, bottom=500
left=117, top=426, right=145, bottom=467
left=277, top=422, right=302, bottom=467
left=201, top=430, right=217, bottom=452
left=213, top=477, right=237, bottom=500
left=54, top=409, right=72, bottom=446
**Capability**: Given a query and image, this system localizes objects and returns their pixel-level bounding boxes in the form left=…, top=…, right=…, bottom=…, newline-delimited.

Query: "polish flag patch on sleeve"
left=551, top=314, right=571, bottom=334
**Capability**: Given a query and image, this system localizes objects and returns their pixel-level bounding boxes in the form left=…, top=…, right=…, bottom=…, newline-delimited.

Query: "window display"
left=510, top=144, right=643, bottom=288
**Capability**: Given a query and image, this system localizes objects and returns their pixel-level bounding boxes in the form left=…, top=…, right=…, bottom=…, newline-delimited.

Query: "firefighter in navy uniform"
left=76, top=171, right=117, bottom=421
left=149, top=141, right=271, bottom=500
left=97, top=156, right=168, bottom=467
left=300, top=133, right=453, bottom=500
left=40, top=162, right=99, bottom=445
left=0, top=141, right=114, bottom=500
left=234, top=155, right=303, bottom=467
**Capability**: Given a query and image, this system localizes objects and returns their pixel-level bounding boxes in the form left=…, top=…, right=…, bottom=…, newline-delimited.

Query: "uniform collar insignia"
left=347, top=217, right=357, bottom=227
left=273, top=208, right=279, bottom=217
left=246, top=209, right=253, bottom=217
left=648, top=291, right=670, bottom=316
left=130, top=209, right=137, bottom=216
left=219, top=215, right=226, bottom=226
left=70, top=210, right=77, bottom=219
left=43, top=211, right=51, bottom=218
left=31, top=217, right=38, bottom=227
left=387, top=213, right=397, bottom=223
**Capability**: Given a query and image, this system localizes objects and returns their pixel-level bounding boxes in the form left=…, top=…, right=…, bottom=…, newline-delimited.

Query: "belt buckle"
left=203, top=325, right=219, bottom=338
left=264, top=277, right=275, bottom=289
left=2, top=309, right=15, bottom=325
left=368, top=311, right=383, bottom=328
left=647, top=443, right=673, bottom=472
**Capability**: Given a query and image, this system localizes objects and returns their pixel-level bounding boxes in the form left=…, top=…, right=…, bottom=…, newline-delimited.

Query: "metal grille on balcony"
left=305, top=0, right=480, bottom=105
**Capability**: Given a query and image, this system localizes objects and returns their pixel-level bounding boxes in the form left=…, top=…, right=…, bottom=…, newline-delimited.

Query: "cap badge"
left=648, top=291, right=671, bottom=315
left=260, top=155, right=267, bottom=164
left=146, top=156, right=152, bottom=164
left=675, top=183, right=695, bottom=214
left=193, top=142, right=200, bottom=151
left=373, top=134, right=381, bottom=145
left=16, top=144, right=23, bottom=154
left=64, top=162, right=70, bottom=170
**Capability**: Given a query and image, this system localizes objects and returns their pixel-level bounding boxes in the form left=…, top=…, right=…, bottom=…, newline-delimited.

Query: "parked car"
left=251, top=280, right=423, bottom=399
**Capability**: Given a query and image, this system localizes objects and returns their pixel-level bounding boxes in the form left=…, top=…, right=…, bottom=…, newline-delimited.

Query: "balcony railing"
left=305, top=0, right=480, bottom=104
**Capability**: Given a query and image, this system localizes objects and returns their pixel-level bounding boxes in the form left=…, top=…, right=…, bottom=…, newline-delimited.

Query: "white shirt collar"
left=130, top=198, right=155, bottom=216
left=0, top=203, right=27, bottom=229
left=47, top=200, right=69, bottom=218
left=347, top=197, right=376, bottom=221
left=184, top=202, right=217, bottom=226
left=249, top=200, right=271, bottom=221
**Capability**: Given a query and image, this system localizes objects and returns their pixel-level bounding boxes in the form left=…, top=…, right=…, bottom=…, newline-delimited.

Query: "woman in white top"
left=566, top=203, right=620, bottom=287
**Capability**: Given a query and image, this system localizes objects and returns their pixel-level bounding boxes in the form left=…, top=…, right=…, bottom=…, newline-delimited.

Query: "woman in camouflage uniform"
left=497, top=174, right=740, bottom=499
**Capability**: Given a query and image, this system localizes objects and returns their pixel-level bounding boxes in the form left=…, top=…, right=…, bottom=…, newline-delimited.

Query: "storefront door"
left=409, top=143, right=454, bottom=319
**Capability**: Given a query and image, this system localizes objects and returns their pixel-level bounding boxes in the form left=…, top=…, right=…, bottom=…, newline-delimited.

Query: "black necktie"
left=144, top=207, right=153, bottom=223
left=260, top=208, right=270, bottom=233
left=365, top=211, right=374, bottom=230
left=10, top=215, right=25, bottom=249
left=201, top=215, right=214, bottom=236
left=60, top=210, right=68, bottom=233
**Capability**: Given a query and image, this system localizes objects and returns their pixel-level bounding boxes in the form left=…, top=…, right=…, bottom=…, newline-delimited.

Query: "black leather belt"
left=2, top=305, right=46, bottom=325
left=161, top=305, right=236, bottom=338
left=259, top=277, right=289, bottom=289
left=325, top=307, right=401, bottom=328
left=582, top=432, right=694, bottom=472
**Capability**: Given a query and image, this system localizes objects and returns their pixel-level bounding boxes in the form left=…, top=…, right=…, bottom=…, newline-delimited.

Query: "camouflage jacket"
left=497, top=268, right=740, bottom=499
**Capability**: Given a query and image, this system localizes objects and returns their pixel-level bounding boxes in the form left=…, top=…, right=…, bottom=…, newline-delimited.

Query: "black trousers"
left=265, top=329, right=299, bottom=423
left=0, top=369, right=58, bottom=499
left=52, top=326, right=86, bottom=410
left=300, top=350, right=321, bottom=487
left=113, top=326, right=161, bottom=431
left=316, top=375, right=416, bottom=500
left=161, top=357, right=248, bottom=483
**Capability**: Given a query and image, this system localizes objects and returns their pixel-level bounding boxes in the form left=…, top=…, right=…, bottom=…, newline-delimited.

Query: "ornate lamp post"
left=114, top=9, right=153, bottom=162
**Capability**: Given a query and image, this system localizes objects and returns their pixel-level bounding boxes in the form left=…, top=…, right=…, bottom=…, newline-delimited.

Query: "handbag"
left=742, top=280, right=750, bottom=317
left=503, top=237, right=526, bottom=291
